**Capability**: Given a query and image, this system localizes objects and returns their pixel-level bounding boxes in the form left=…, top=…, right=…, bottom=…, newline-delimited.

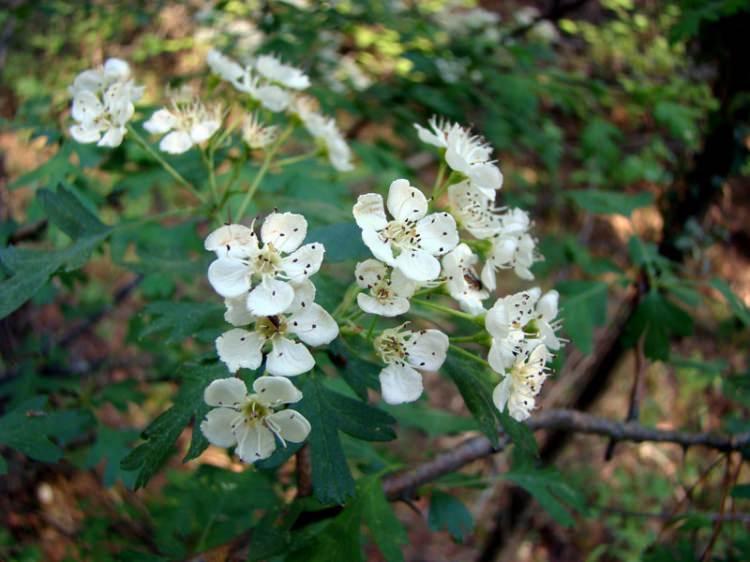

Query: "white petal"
left=246, top=278, right=295, bottom=316
left=261, top=212, right=307, bottom=253
left=224, top=296, right=255, bottom=327
left=537, top=290, right=559, bottom=321
left=414, top=123, right=444, bottom=147
left=287, top=303, right=339, bottom=346
left=97, top=126, right=125, bottom=147
left=353, top=193, right=388, bottom=230
left=207, top=258, right=251, bottom=298
left=357, top=293, right=410, bottom=317
left=379, top=364, right=423, bottom=405
left=190, top=119, right=220, bottom=143
left=103, top=58, right=131, bottom=79
left=416, top=212, right=459, bottom=256
left=256, top=84, right=292, bottom=112
left=143, top=108, right=176, bottom=134
left=406, top=329, right=449, bottom=371
left=72, top=91, right=104, bottom=122
left=216, top=329, right=265, bottom=373
left=354, top=259, right=387, bottom=289
left=485, top=298, right=511, bottom=339
left=288, top=279, right=316, bottom=313
left=253, top=376, right=303, bottom=406
left=395, top=249, right=440, bottom=282
left=488, top=336, right=521, bottom=373
left=200, top=407, right=240, bottom=447
left=362, top=228, right=395, bottom=265
left=70, top=123, right=102, bottom=144
left=70, top=69, right=105, bottom=94
left=204, top=223, right=258, bottom=258
left=235, top=424, right=277, bottom=463
left=281, top=243, right=325, bottom=282
left=159, top=130, right=193, bottom=154
left=204, top=377, right=248, bottom=408
left=386, top=179, right=428, bottom=222
left=492, top=377, right=511, bottom=413
left=266, top=410, right=311, bottom=443
left=390, top=268, right=418, bottom=298
left=266, top=337, right=315, bottom=377
left=481, top=261, right=497, bottom=292
left=468, top=163, right=503, bottom=194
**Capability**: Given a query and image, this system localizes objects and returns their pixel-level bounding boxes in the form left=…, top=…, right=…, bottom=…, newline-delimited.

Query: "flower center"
left=256, top=315, right=288, bottom=339
left=380, top=220, right=419, bottom=252
left=252, top=244, right=282, bottom=276
left=241, top=397, right=270, bottom=424
left=374, top=331, right=407, bottom=364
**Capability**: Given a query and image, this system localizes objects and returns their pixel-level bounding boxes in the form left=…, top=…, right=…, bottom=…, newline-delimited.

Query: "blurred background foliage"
left=1, top=1, right=749, bottom=561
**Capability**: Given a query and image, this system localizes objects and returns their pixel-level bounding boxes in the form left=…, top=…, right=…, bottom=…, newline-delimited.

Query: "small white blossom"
left=442, top=244, right=490, bottom=315
left=68, top=58, right=143, bottom=148
left=256, top=54, right=311, bottom=90
left=353, top=179, right=459, bottom=282
left=215, top=280, right=338, bottom=376
left=200, top=376, right=311, bottom=463
left=242, top=112, right=278, bottom=149
left=355, top=259, right=417, bottom=317
left=480, top=208, right=539, bottom=287
left=301, top=112, right=354, bottom=172
left=493, top=344, right=550, bottom=421
left=206, top=213, right=325, bottom=316
left=447, top=180, right=504, bottom=239
left=143, top=99, right=221, bottom=154
left=373, top=325, right=449, bottom=404
left=485, top=288, right=561, bottom=373
left=445, top=125, right=503, bottom=200
left=413, top=116, right=456, bottom=149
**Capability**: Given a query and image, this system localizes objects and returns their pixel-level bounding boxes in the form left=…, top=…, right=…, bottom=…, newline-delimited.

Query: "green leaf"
left=0, top=397, right=91, bottom=470
left=306, top=222, right=369, bottom=262
left=38, top=184, right=107, bottom=240
left=287, top=500, right=364, bottom=562
left=138, top=301, right=224, bottom=343
left=324, top=386, right=397, bottom=442
left=84, top=426, right=140, bottom=488
left=711, top=279, right=750, bottom=327
left=120, top=364, right=226, bottom=489
left=624, top=291, right=693, bottom=360
left=497, top=410, right=538, bottom=459
left=360, top=476, right=407, bottom=562
left=0, top=248, right=61, bottom=319
left=427, top=490, right=475, bottom=542
left=444, top=349, right=501, bottom=448
left=568, top=189, right=654, bottom=216
left=556, top=280, right=608, bottom=354
left=381, top=402, right=477, bottom=437
left=329, top=337, right=381, bottom=400
left=731, top=483, right=750, bottom=499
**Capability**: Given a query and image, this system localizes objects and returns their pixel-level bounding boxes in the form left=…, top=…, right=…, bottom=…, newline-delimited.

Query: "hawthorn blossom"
left=205, top=213, right=325, bottom=316
left=255, top=54, right=310, bottom=90
left=373, top=325, right=449, bottom=404
left=492, top=344, right=550, bottom=422
left=242, top=112, right=278, bottom=149
left=353, top=179, right=459, bottom=283
left=442, top=244, right=489, bottom=315
left=485, top=288, right=561, bottom=373
left=215, top=280, right=338, bottom=376
left=143, top=99, right=222, bottom=154
left=355, top=259, right=417, bottom=317
left=414, top=116, right=455, bottom=149
left=481, top=208, right=539, bottom=288
left=447, top=180, right=503, bottom=239
left=200, top=376, right=310, bottom=463
left=445, top=126, right=503, bottom=200
left=301, top=112, right=353, bottom=172
left=68, top=58, right=143, bottom=147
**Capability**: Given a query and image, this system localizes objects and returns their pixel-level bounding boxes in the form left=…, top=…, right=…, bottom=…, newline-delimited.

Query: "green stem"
left=200, top=148, right=219, bottom=204
left=366, top=315, right=378, bottom=341
left=127, top=124, right=206, bottom=203
left=432, top=160, right=446, bottom=197
left=412, top=298, right=483, bottom=324
left=449, top=344, right=491, bottom=368
left=450, top=331, right=490, bottom=344
left=333, top=282, right=360, bottom=321
left=235, top=125, right=294, bottom=220
left=276, top=149, right=319, bottom=168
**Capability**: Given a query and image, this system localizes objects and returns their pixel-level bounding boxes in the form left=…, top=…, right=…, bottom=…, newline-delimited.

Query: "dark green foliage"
left=427, top=490, right=475, bottom=542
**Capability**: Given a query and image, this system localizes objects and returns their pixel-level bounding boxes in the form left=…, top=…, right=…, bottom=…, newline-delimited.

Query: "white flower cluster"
left=350, top=117, right=560, bottom=420
left=143, top=98, right=222, bottom=154
left=208, top=49, right=353, bottom=171
left=200, top=212, right=339, bottom=463
left=68, top=58, right=143, bottom=147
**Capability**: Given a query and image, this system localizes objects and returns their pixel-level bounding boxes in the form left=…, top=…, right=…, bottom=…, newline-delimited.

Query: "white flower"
left=68, top=58, right=143, bottom=148
left=242, top=112, right=279, bottom=149
left=445, top=126, right=503, bottom=200
left=414, top=116, right=456, bottom=148
left=256, top=54, right=310, bottom=90
left=215, top=280, right=338, bottom=376
left=254, top=83, right=293, bottom=112
left=480, top=208, right=539, bottom=288
left=442, top=244, right=489, bottom=315
left=447, top=180, right=504, bottom=239
left=493, top=344, right=550, bottom=421
left=207, top=49, right=254, bottom=92
left=485, top=288, right=560, bottom=373
left=355, top=259, right=417, bottom=317
left=143, top=99, right=222, bottom=154
left=373, top=325, right=449, bottom=404
left=206, top=214, right=325, bottom=316
left=200, top=376, right=311, bottom=463
left=301, top=112, right=353, bottom=172
left=353, top=179, right=459, bottom=283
